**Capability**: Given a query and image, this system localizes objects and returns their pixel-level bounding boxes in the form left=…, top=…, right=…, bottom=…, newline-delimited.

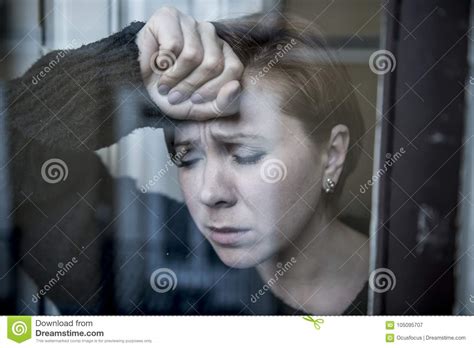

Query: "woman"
left=168, top=14, right=370, bottom=314
left=3, top=6, right=368, bottom=315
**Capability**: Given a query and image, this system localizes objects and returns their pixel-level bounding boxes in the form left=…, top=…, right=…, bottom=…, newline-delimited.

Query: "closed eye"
left=230, top=144, right=267, bottom=165
left=176, top=158, right=201, bottom=168
left=233, top=153, right=265, bottom=165
left=172, top=146, right=202, bottom=168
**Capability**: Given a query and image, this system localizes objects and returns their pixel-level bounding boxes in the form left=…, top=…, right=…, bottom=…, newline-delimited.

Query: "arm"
left=2, top=6, right=243, bottom=313
left=3, top=21, right=163, bottom=313
left=6, top=21, right=154, bottom=153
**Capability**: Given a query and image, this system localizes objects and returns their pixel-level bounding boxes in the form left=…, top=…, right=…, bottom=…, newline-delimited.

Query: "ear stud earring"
left=324, top=178, right=336, bottom=193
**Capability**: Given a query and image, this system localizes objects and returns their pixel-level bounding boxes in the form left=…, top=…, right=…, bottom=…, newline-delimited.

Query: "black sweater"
left=2, top=21, right=189, bottom=314
left=1, top=22, right=367, bottom=315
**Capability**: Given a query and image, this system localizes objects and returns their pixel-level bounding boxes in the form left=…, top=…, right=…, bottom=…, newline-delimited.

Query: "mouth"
left=207, top=226, right=250, bottom=246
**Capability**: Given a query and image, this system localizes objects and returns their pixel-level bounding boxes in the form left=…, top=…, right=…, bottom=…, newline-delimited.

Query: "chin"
left=213, top=247, right=261, bottom=269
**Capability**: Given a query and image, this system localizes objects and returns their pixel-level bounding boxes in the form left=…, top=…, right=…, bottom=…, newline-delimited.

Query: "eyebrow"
left=173, top=132, right=266, bottom=147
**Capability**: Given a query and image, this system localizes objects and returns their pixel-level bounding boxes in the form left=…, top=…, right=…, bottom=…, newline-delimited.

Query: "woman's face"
left=173, top=83, right=325, bottom=268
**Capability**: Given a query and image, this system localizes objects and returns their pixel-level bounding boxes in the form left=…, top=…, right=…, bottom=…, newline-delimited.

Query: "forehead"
left=174, top=86, right=286, bottom=142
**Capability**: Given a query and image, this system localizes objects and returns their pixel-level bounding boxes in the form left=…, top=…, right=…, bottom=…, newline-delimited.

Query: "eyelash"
left=175, top=152, right=266, bottom=168
left=232, top=153, right=265, bottom=165
left=174, top=153, right=200, bottom=168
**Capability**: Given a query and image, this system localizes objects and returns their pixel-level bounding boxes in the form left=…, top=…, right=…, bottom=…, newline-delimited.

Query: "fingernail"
left=168, top=91, right=184, bottom=104
left=190, top=93, right=205, bottom=104
left=158, top=84, right=170, bottom=95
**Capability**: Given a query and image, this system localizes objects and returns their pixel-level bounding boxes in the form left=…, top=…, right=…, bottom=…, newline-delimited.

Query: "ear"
left=323, top=124, right=350, bottom=187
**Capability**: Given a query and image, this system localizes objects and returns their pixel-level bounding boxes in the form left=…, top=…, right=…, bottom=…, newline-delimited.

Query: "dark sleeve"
left=0, top=22, right=172, bottom=313
left=5, top=21, right=163, bottom=152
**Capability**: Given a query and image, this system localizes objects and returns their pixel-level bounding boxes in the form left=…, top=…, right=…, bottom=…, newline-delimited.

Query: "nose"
left=198, top=160, right=236, bottom=208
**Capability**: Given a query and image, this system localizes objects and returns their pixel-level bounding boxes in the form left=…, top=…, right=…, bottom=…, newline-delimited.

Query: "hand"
left=136, top=6, right=244, bottom=120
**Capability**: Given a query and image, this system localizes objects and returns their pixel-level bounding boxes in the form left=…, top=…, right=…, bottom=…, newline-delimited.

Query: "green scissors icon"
left=302, top=315, right=324, bottom=330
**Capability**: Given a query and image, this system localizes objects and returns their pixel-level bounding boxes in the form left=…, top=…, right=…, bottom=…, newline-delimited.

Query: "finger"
left=187, top=80, right=242, bottom=119
left=150, top=80, right=241, bottom=120
left=138, top=7, right=184, bottom=81
left=168, top=22, right=225, bottom=104
left=159, top=16, right=204, bottom=99
left=190, top=42, right=244, bottom=103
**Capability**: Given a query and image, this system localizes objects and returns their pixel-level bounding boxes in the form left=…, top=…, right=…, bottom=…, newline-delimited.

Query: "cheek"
left=277, top=155, right=323, bottom=235
left=250, top=151, right=323, bottom=237
left=237, top=154, right=322, bottom=225
left=178, top=170, right=201, bottom=216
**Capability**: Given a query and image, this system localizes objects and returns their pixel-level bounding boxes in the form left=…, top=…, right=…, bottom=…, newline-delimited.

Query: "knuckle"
left=202, top=56, right=224, bottom=74
left=227, top=60, right=244, bottom=76
left=160, top=71, right=181, bottom=84
left=159, top=6, right=179, bottom=16
left=161, top=39, right=183, bottom=54
left=182, top=15, right=198, bottom=28
left=180, top=48, right=204, bottom=65
left=201, top=22, right=216, bottom=35
left=179, top=79, right=198, bottom=93
left=194, top=86, right=212, bottom=98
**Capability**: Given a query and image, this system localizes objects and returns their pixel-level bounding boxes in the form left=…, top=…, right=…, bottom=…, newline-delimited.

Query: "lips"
left=208, top=226, right=247, bottom=233
left=207, top=226, right=250, bottom=246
